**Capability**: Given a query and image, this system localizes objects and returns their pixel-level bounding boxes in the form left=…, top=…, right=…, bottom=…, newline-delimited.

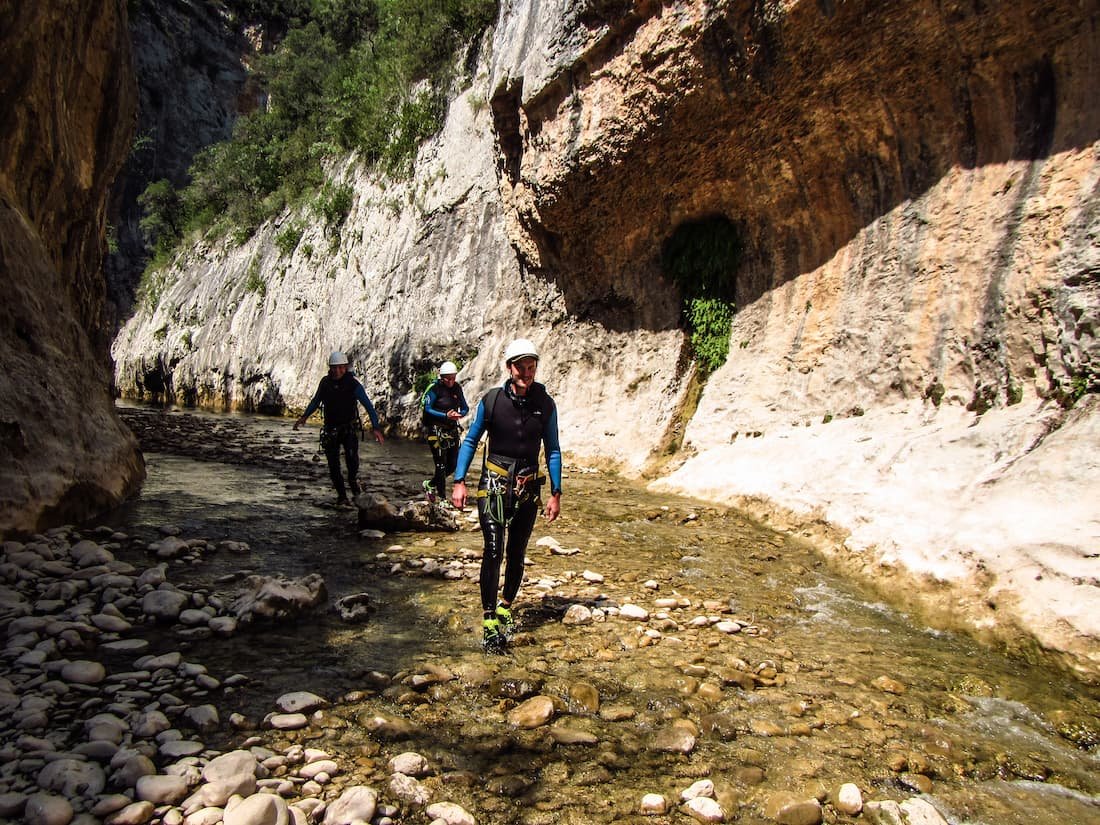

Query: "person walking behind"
left=294, top=351, right=384, bottom=507
left=451, top=339, right=562, bottom=653
left=421, top=360, right=469, bottom=502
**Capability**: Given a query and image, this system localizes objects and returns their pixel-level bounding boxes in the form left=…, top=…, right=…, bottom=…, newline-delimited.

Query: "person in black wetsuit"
left=294, top=350, right=384, bottom=506
left=421, top=360, right=469, bottom=502
left=451, top=338, right=562, bottom=653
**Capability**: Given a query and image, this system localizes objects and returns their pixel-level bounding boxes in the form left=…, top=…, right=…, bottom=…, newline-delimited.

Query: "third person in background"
left=421, top=360, right=468, bottom=502
left=294, top=350, right=384, bottom=507
left=452, top=338, right=562, bottom=653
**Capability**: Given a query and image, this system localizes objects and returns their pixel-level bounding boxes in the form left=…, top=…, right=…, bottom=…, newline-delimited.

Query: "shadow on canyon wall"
left=489, top=0, right=1096, bottom=335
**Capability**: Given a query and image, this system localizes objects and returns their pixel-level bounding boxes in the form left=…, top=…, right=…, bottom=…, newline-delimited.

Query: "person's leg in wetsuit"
left=477, top=473, right=538, bottom=652
left=428, top=435, right=448, bottom=498
left=342, top=426, right=361, bottom=497
left=324, top=429, right=348, bottom=503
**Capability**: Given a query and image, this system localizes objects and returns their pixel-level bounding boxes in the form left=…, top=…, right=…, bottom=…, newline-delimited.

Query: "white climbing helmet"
left=328, top=351, right=349, bottom=366
left=439, top=361, right=458, bottom=376
left=504, top=338, right=539, bottom=365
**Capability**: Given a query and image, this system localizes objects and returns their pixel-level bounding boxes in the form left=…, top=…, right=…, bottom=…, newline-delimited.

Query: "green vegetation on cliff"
left=662, top=216, right=742, bottom=375
left=138, top=0, right=497, bottom=271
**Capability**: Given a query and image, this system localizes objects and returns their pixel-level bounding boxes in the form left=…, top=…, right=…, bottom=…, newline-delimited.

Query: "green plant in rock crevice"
left=661, top=215, right=742, bottom=375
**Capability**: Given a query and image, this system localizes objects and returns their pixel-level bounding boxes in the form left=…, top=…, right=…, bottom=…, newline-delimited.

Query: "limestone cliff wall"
left=110, top=0, right=1098, bottom=676
left=0, top=0, right=145, bottom=536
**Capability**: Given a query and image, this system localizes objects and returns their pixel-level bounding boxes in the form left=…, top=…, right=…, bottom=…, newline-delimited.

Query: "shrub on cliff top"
left=140, top=0, right=498, bottom=270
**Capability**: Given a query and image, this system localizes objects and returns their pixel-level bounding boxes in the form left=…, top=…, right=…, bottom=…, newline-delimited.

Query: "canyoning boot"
left=482, top=617, right=507, bottom=654
left=335, top=496, right=351, bottom=508
left=349, top=479, right=361, bottom=497
left=495, top=602, right=514, bottom=637
left=422, top=479, right=437, bottom=503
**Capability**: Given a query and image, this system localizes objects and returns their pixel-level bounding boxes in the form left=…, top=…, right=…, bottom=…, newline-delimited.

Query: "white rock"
left=224, top=793, right=290, bottom=825
left=639, top=793, right=667, bottom=814
left=105, top=801, right=156, bottom=825
left=835, top=783, right=862, bottom=815
left=682, top=796, right=724, bottom=823
left=182, top=808, right=224, bottom=825
left=90, top=795, right=131, bottom=817
left=620, top=604, right=649, bottom=620
left=298, top=760, right=339, bottom=780
left=136, top=775, right=189, bottom=805
left=268, top=713, right=309, bottom=730
left=388, top=752, right=430, bottom=777
left=388, top=773, right=430, bottom=805
left=581, top=570, right=604, bottom=582
left=276, top=691, right=328, bottom=713
left=424, top=801, right=476, bottom=825
left=900, top=798, right=950, bottom=825
left=562, top=604, right=592, bottom=625
left=203, top=751, right=259, bottom=783
left=321, top=786, right=377, bottom=825
left=680, top=779, right=715, bottom=801
left=714, top=621, right=742, bottom=634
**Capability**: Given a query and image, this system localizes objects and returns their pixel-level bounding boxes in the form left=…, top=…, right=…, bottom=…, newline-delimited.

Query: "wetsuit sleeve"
left=301, top=380, right=324, bottom=419
left=453, top=397, right=488, bottom=482
left=354, top=383, right=381, bottom=430
left=543, top=405, right=563, bottom=493
left=456, top=385, right=470, bottom=417
left=422, top=385, right=450, bottom=422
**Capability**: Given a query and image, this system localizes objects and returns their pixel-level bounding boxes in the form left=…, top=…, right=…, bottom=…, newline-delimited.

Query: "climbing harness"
left=426, top=423, right=461, bottom=450
left=320, top=417, right=362, bottom=451
left=477, top=456, right=544, bottom=526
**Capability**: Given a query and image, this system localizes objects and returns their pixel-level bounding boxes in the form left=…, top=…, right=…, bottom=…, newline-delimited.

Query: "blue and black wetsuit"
left=302, top=372, right=381, bottom=500
left=422, top=379, right=469, bottom=496
left=454, top=380, right=562, bottom=612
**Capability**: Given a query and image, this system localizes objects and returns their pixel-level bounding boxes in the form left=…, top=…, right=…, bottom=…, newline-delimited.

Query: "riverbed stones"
left=231, top=574, right=327, bottom=622
left=322, top=785, right=377, bottom=824
left=562, top=604, right=592, bottom=624
left=388, top=751, right=430, bottom=777
left=507, top=695, right=555, bottom=728
left=682, top=795, right=725, bottom=823
left=871, top=675, right=907, bottom=694
left=424, top=801, right=475, bottom=825
left=136, top=773, right=189, bottom=804
left=835, top=782, right=863, bottom=814
left=267, top=713, right=309, bottom=730
left=640, top=792, right=667, bottom=814
left=24, top=792, right=73, bottom=825
left=899, top=798, right=950, bottom=825
left=223, top=792, right=290, bottom=825
left=276, top=691, right=328, bottom=713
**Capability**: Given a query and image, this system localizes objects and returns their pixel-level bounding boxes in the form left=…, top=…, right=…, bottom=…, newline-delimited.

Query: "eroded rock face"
left=105, top=0, right=260, bottom=328
left=0, top=0, right=145, bottom=536
left=107, top=1, right=1098, bottom=674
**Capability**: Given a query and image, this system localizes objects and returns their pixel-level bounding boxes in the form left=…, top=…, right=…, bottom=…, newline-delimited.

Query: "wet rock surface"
left=1, top=406, right=1097, bottom=825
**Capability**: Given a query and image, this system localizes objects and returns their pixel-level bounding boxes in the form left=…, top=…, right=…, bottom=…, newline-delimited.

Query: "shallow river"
left=103, top=404, right=1099, bottom=825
